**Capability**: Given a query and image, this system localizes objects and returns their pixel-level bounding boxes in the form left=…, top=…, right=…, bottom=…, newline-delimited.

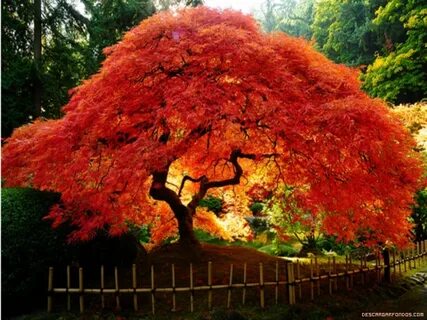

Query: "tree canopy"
left=2, top=7, right=423, bottom=248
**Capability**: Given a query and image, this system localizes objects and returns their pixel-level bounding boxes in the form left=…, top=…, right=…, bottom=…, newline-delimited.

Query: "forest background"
left=2, top=0, right=426, bottom=138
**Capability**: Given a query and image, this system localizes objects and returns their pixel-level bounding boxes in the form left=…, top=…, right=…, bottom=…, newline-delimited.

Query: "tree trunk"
left=176, top=207, right=199, bottom=246
left=383, top=248, right=391, bottom=283
left=148, top=170, right=199, bottom=247
left=34, top=0, right=42, bottom=117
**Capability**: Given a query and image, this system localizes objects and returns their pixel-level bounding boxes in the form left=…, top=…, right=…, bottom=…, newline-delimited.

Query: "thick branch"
left=178, top=175, right=206, bottom=197
left=149, top=168, right=187, bottom=216
left=149, top=167, right=199, bottom=246
left=187, top=149, right=259, bottom=210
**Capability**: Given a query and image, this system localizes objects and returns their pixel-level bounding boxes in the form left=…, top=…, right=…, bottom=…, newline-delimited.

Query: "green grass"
left=194, top=229, right=265, bottom=249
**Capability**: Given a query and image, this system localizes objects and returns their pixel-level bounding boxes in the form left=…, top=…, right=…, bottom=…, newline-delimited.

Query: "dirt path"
left=374, top=273, right=427, bottom=312
left=344, top=270, right=427, bottom=319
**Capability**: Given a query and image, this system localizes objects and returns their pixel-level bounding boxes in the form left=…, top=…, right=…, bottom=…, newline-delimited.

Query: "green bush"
left=249, top=202, right=264, bottom=215
left=1, top=188, right=69, bottom=316
left=245, top=216, right=269, bottom=235
left=316, top=236, right=353, bottom=255
left=199, top=195, right=223, bottom=215
left=1, top=188, right=141, bottom=316
left=258, top=243, right=298, bottom=257
left=412, top=189, right=427, bottom=241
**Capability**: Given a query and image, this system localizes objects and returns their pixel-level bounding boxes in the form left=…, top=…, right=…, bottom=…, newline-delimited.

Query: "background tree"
left=34, top=0, right=42, bottom=116
left=153, top=0, right=203, bottom=11
left=392, top=102, right=427, bottom=241
left=256, top=0, right=426, bottom=104
left=81, top=0, right=156, bottom=75
left=311, top=0, right=385, bottom=66
left=362, top=0, right=427, bottom=103
left=1, top=0, right=156, bottom=137
left=257, top=0, right=314, bottom=38
left=2, top=0, right=38, bottom=136
left=2, top=8, right=423, bottom=248
left=412, top=189, right=427, bottom=241
left=265, top=185, right=322, bottom=250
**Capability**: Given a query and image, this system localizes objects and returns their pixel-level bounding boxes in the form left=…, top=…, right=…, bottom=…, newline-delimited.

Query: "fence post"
left=227, top=264, right=233, bottom=309
left=364, top=255, right=369, bottom=284
left=172, top=264, right=176, bottom=312
left=377, top=252, right=381, bottom=283
left=242, top=262, right=247, bottom=305
left=132, top=264, right=138, bottom=311
left=151, top=265, right=155, bottom=315
left=392, top=250, right=396, bottom=281
left=190, top=263, right=194, bottom=312
left=413, top=246, right=417, bottom=269
left=100, top=265, right=105, bottom=309
left=259, top=263, right=265, bottom=308
left=66, top=266, right=71, bottom=311
left=345, top=255, right=349, bottom=290
left=328, top=257, right=332, bottom=295
left=79, top=267, right=84, bottom=313
left=383, top=248, right=391, bottom=283
left=310, top=258, right=314, bottom=300
left=208, top=261, right=213, bottom=310
left=417, top=242, right=421, bottom=267
left=333, top=256, right=337, bottom=291
left=47, top=267, right=53, bottom=313
left=315, top=256, right=320, bottom=296
left=115, top=267, right=120, bottom=310
left=287, top=262, right=296, bottom=304
left=275, top=261, right=279, bottom=304
left=296, top=259, right=302, bottom=300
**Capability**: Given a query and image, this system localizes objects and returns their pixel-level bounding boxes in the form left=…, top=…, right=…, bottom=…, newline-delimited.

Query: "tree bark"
left=176, top=207, right=199, bottom=246
left=149, top=170, right=199, bottom=246
left=34, top=0, right=42, bottom=117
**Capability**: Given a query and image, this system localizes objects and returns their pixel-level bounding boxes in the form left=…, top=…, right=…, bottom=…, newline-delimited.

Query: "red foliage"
left=247, top=183, right=273, bottom=203
left=1, top=7, right=423, bottom=247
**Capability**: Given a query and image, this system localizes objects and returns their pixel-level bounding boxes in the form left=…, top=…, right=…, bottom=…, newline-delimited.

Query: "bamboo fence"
left=47, top=240, right=427, bottom=314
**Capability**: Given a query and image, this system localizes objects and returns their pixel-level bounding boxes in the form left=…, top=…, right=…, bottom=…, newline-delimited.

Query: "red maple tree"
left=2, top=7, right=423, bottom=247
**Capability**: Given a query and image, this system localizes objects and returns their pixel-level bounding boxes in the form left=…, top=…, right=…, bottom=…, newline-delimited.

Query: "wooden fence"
left=47, top=240, right=427, bottom=314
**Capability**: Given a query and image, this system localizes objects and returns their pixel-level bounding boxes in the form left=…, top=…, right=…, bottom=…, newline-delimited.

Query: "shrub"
left=245, top=216, right=269, bottom=235
left=258, top=243, right=298, bottom=257
left=1, top=188, right=141, bottom=316
left=316, top=236, right=353, bottom=256
left=1, top=188, right=69, bottom=316
left=249, top=202, right=264, bottom=215
left=199, top=195, right=223, bottom=215
left=412, top=189, right=427, bottom=241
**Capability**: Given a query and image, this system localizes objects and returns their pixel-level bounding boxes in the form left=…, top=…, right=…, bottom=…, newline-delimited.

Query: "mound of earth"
left=136, top=243, right=295, bottom=287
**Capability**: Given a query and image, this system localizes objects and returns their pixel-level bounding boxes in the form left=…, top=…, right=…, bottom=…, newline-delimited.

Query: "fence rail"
left=47, top=240, right=427, bottom=314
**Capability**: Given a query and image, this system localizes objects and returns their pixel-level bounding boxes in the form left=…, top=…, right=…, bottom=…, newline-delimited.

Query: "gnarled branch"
left=187, top=149, right=277, bottom=210
left=149, top=168, right=187, bottom=216
left=178, top=175, right=207, bottom=197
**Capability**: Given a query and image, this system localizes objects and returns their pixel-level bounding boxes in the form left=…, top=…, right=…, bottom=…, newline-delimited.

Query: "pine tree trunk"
left=34, top=0, right=42, bottom=117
